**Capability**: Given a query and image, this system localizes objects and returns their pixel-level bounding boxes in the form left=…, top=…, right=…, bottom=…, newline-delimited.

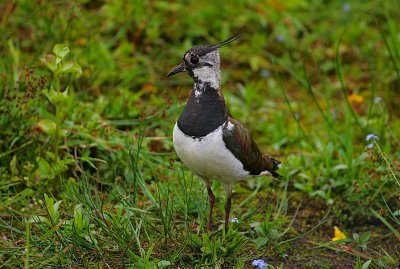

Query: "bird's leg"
left=224, top=184, right=233, bottom=232
left=206, top=184, right=215, bottom=232
left=224, top=193, right=232, bottom=232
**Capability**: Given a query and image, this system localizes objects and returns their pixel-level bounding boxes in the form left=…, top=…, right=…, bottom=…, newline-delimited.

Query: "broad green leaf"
left=53, top=200, right=62, bottom=215
left=46, top=151, right=56, bottom=161
left=58, top=61, right=82, bottom=76
left=332, top=164, right=348, bottom=171
left=53, top=44, right=70, bottom=60
left=10, top=155, right=17, bottom=176
left=43, top=87, right=56, bottom=104
left=35, top=157, right=72, bottom=180
left=359, top=231, right=371, bottom=243
left=157, top=260, right=171, bottom=267
left=43, top=87, right=69, bottom=104
left=362, top=260, right=371, bottom=269
left=41, top=54, right=57, bottom=72
left=353, top=233, right=360, bottom=241
left=38, top=158, right=52, bottom=178
left=41, top=158, right=73, bottom=180
left=44, top=194, right=52, bottom=207
left=25, top=216, right=49, bottom=224
left=73, top=204, right=85, bottom=230
left=44, top=193, right=61, bottom=223
left=37, top=119, right=56, bottom=135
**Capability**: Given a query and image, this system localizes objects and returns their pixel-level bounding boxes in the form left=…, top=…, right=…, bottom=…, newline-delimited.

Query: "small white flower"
left=373, top=96, right=382, bottom=104
left=260, top=69, right=271, bottom=78
left=230, top=217, right=239, bottom=223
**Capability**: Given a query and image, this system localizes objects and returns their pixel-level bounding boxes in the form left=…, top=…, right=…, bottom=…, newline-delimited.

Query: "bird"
left=167, top=30, right=281, bottom=232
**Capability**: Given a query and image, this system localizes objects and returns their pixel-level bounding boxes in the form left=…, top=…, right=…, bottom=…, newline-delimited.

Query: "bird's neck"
left=192, top=76, right=221, bottom=99
left=192, top=66, right=221, bottom=90
left=177, top=80, right=229, bottom=138
left=190, top=64, right=222, bottom=101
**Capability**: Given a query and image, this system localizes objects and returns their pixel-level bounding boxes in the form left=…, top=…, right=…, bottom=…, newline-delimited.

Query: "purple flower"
left=366, top=134, right=379, bottom=141
left=367, top=143, right=374, bottom=149
left=252, top=259, right=268, bottom=269
left=343, top=3, right=351, bottom=12
left=276, top=35, right=285, bottom=43
left=331, top=109, right=337, bottom=120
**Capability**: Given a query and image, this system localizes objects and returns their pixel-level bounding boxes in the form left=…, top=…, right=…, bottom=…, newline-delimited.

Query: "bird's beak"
left=166, top=62, right=185, bottom=77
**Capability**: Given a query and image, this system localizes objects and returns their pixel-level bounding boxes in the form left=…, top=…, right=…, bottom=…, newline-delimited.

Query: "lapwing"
left=167, top=30, right=281, bottom=232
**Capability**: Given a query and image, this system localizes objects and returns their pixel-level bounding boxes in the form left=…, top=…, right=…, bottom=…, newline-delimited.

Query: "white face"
left=184, top=50, right=221, bottom=89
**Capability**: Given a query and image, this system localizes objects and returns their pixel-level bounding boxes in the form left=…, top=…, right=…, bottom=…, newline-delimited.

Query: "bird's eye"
left=190, top=55, right=199, bottom=64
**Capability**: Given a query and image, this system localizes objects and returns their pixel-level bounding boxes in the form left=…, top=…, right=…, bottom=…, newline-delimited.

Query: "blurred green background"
left=1, top=0, right=399, bottom=268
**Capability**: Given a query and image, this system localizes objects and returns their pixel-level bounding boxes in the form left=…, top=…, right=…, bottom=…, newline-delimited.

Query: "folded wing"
left=222, top=118, right=281, bottom=179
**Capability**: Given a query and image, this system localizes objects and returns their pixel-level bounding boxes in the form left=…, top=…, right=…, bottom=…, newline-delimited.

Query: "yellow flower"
left=347, top=94, right=364, bottom=104
left=332, top=226, right=347, bottom=241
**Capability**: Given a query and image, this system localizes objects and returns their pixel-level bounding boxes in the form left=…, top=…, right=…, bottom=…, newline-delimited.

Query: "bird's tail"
left=270, top=158, right=283, bottom=179
left=270, top=170, right=283, bottom=179
left=271, top=158, right=281, bottom=170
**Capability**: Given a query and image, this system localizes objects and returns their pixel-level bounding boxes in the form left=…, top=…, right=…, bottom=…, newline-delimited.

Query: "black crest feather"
left=214, top=27, right=245, bottom=49
left=186, top=27, right=245, bottom=57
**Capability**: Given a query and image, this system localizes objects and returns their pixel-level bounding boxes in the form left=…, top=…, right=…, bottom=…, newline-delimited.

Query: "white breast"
left=173, top=123, right=249, bottom=184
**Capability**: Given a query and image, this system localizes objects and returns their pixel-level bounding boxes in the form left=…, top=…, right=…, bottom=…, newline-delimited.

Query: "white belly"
left=173, top=123, right=249, bottom=183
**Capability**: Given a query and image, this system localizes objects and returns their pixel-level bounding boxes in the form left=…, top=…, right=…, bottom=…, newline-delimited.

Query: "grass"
left=1, top=0, right=399, bottom=268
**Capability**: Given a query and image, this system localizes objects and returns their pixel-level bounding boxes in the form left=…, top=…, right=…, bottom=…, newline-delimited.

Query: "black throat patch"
left=178, top=82, right=228, bottom=138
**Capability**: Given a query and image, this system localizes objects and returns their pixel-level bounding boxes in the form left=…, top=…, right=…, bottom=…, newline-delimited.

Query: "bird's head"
left=167, top=29, right=243, bottom=84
